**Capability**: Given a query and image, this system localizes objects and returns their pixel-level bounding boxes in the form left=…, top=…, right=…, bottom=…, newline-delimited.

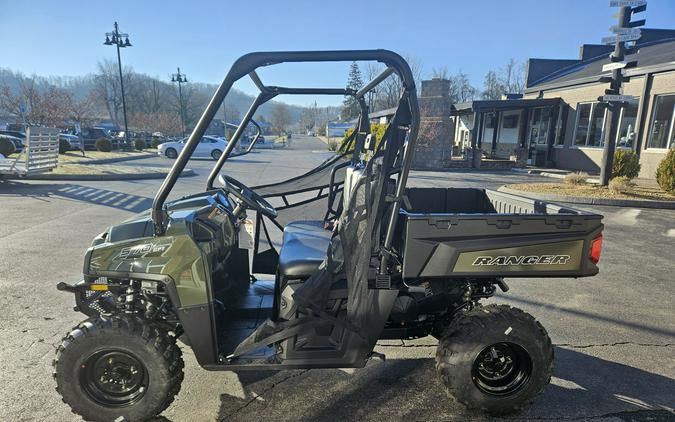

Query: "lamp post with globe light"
left=104, top=22, right=132, bottom=149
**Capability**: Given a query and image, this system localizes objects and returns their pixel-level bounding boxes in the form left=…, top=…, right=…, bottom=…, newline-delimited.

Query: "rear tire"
left=435, top=304, right=553, bottom=414
left=211, top=149, right=222, bottom=160
left=53, top=316, right=184, bottom=422
left=165, top=148, right=177, bottom=159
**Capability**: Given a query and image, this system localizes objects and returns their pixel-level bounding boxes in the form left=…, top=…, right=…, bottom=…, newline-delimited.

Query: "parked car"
left=0, top=130, right=25, bottom=152
left=80, top=127, right=113, bottom=150
left=158, top=135, right=227, bottom=160
left=0, top=134, right=23, bottom=155
left=59, top=133, right=81, bottom=150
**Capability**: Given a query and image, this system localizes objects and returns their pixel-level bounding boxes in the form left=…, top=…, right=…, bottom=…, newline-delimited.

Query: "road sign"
left=602, top=62, right=637, bottom=72
left=610, top=26, right=641, bottom=35
left=602, top=32, right=641, bottom=44
left=600, top=94, right=638, bottom=102
left=602, top=62, right=627, bottom=72
left=609, top=0, right=646, bottom=7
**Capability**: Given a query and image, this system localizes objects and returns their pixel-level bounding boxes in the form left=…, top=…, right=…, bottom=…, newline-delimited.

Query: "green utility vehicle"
left=54, top=51, right=604, bottom=421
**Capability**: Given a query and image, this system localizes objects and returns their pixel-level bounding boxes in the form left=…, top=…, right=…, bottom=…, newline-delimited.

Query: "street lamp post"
left=171, top=68, right=188, bottom=137
left=104, top=22, right=132, bottom=149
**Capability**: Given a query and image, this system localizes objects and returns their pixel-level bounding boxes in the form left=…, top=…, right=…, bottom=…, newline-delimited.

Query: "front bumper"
left=57, top=280, right=115, bottom=317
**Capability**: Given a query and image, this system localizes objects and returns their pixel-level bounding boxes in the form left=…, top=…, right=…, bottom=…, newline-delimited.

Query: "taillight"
left=589, top=233, right=603, bottom=264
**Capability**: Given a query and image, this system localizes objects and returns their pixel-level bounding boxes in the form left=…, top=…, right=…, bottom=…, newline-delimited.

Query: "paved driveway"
left=0, top=135, right=673, bottom=421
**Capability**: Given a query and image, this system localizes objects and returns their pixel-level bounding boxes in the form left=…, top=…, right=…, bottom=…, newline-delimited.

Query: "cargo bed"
left=399, top=188, right=603, bottom=279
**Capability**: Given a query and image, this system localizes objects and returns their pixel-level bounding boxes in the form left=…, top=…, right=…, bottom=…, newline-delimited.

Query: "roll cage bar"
left=152, top=50, right=420, bottom=273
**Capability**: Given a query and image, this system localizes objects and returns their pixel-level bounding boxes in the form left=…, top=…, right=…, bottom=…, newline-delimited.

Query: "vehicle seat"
left=277, top=220, right=332, bottom=278
left=277, top=166, right=364, bottom=279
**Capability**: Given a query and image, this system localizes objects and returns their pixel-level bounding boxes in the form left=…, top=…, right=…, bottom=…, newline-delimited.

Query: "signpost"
left=609, top=0, right=646, bottom=7
left=598, top=1, right=646, bottom=186
left=601, top=32, right=642, bottom=44
left=602, top=62, right=627, bottom=72
left=600, top=94, right=638, bottom=102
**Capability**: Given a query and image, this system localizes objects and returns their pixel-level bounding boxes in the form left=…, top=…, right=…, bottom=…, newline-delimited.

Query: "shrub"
left=341, top=123, right=388, bottom=153
left=0, top=136, right=16, bottom=157
left=134, top=139, right=146, bottom=151
left=59, top=138, right=71, bottom=154
left=608, top=176, right=635, bottom=194
left=95, top=137, right=112, bottom=152
left=564, top=172, right=589, bottom=185
left=655, top=148, right=675, bottom=194
left=612, top=150, right=641, bottom=179
left=151, top=138, right=163, bottom=149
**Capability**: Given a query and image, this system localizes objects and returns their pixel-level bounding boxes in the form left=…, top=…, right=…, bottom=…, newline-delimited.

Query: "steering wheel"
left=217, top=174, right=278, bottom=219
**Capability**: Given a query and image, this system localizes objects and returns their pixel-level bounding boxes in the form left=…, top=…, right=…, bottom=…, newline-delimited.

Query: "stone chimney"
left=412, top=78, right=454, bottom=169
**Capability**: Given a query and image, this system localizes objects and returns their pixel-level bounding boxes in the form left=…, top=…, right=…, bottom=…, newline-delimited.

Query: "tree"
left=501, top=58, right=525, bottom=94
left=94, top=59, right=133, bottom=126
left=300, top=101, right=319, bottom=132
left=271, top=103, right=291, bottom=133
left=221, top=103, right=241, bottom=123
left=0, top=80, right=71, bottom=127
left=364, top=55, right=423, bottom=111
left=481, top=70, right=506, bottom=100
left=452, top=71, right=478, bottom=103
left=66, top=91, right=98, bottom=127
left=432, top=66, right=449, bottom=79
left=341, top=62, right=364, bottom=120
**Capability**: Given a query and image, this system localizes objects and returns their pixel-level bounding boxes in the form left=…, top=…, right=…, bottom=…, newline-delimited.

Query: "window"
left=648, top=94, right=675, bottom=149
left=528, top=108, right=550, bottom=146
left=617, top=101, right=639, bottom=148
left=588, top=102, right=607, bottom=147
left=485, top=113, right=496, bottom=129
left=574, top=103, right=592, bottom=145
left=573, top=102, right=606, bottom=147
left=503, top=114, right=519, bottom=128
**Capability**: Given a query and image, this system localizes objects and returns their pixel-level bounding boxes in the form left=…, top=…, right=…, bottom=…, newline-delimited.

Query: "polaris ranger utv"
left=54, top=50, right=604, bottom=421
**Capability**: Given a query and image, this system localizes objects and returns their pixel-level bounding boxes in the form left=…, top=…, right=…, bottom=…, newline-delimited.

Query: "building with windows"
left=448, top=29, right=675, bottom=178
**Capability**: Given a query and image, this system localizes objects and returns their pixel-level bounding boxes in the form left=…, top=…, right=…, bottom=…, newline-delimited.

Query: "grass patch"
left=506, top=182, right=675, bottom=202
left=51, top=163, right=168, bottom=176
left=59, top=150, right=154, bottom=164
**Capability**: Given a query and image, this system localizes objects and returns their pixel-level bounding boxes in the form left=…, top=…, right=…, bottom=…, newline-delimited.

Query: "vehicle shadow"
left=0, top=180, right=153, bottom=213
left=215, top=348, right=675, bottom=421
left=503, top=294, right=675, bottom=339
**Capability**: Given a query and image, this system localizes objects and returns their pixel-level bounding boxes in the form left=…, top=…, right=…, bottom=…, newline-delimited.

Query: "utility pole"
left=104, top=22, right=133, bottom=150
left=171, top=68, right=188, bottom=137
left=598, top=0, right=646, bottom=186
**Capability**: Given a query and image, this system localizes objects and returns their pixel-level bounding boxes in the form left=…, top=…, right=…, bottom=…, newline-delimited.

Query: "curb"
left=498, top=185, right=675, bottom=209
left=65, top=152, right=157, bottom=165
left=510, top=168, right=600, bottom=184
left=17, top=169, right=195, bottom=181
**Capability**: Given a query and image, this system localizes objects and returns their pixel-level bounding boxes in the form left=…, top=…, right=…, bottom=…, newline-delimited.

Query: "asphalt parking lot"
left=0, top=135, right=673, bottom=421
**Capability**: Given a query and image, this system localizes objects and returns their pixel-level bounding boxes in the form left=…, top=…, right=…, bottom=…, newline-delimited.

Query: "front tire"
left=435, top=304, right=553, bottom=414
left=53, top=316, right=184, bottom=422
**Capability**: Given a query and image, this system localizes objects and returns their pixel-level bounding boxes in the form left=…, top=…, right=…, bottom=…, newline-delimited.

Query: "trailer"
left=0, top=127, right=59, bottom=177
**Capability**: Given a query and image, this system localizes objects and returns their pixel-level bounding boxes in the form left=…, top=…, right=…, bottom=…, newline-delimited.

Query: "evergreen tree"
left=340, top=62, right=364, bottom=120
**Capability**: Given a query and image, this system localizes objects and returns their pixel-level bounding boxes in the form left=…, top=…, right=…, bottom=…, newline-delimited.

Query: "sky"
left=1, top=0, right=675, bottom=106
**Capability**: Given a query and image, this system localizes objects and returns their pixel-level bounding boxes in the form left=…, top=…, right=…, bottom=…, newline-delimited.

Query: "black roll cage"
left=151, top=50, right=420, bottom=274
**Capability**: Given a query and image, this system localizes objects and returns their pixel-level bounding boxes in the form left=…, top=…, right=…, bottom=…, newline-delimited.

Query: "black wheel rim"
left=80, top=350, right=148, bottom=407
left=471, top=342, right=532, bottom=397
left=212, top=150, right=222, bottom=159
left=167, top=149, right=176, bottom=158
